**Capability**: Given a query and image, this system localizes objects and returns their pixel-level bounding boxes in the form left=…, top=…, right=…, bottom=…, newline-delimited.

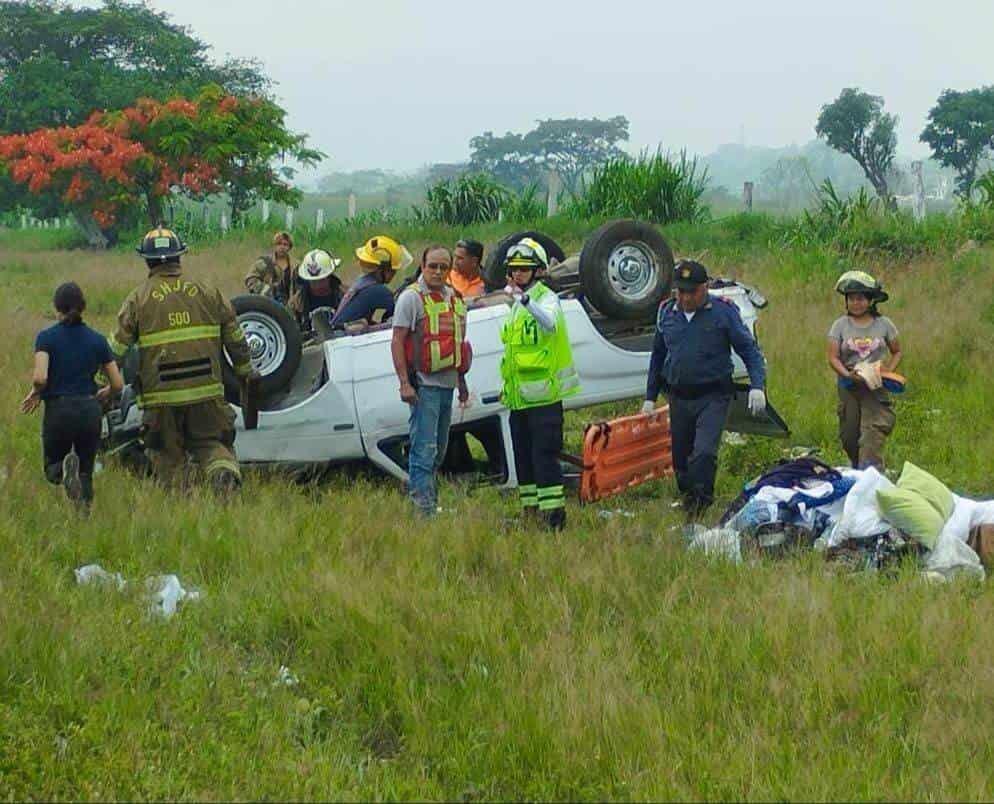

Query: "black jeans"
left=43, top=395, right=102, bottom=502
left=667, top=390, right=732, bottom=512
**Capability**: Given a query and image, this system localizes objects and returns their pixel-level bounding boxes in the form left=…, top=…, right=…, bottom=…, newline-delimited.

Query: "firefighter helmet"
left=137, top=227, right=188, bottom=261
left=835, top=270, right=888, bottom=303
left=504, top=237, right=549, bottom=273
left=297, top=249, right=341, bottom=281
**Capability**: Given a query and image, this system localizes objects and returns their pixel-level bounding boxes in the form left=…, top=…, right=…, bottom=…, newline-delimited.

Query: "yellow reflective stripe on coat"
left=223, top=322, right=247, bottom=342
left=108, top=332, right=130, bottom=357
left=138, top=382, right=224, bottom=407
left=205, top=458, right=241, bottom=479
left=138, top=324, right=222, bottom=348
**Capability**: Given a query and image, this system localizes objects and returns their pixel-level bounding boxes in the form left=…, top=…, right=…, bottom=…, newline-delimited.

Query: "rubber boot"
left=543, top=508, right=566, bottom=531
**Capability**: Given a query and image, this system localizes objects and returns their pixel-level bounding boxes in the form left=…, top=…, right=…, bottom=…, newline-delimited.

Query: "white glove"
left=503, top=283, right=524, bottom=301
left=747, top=389, right=766, bottom=417
left=641, top=400, right=656, bottom=415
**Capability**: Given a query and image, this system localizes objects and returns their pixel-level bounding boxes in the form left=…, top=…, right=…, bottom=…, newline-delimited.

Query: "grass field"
left=2, top=218, right=994, bottom=799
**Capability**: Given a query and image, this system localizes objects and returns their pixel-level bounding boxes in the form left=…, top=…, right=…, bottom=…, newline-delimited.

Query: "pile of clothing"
left=687, top=456, right=994, bottom=580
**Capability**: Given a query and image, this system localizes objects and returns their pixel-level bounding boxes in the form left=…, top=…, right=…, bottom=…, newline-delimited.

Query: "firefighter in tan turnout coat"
left=109, top=228, right=255, bottom=492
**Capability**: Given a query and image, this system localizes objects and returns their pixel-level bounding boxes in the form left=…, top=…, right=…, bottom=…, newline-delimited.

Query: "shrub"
left=503, top=183, right=546, bottom=223
left=565, top=150, right=710, bottom=225
left=772, top=179, right=994, bottom=258
left=413, top=173, right=508, bottom=226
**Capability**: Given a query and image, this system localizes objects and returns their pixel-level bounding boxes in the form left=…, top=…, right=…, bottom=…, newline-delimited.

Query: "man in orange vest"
left=449, top=239, right=486, bottom=299
left=391, top=244, right=470, bottom=516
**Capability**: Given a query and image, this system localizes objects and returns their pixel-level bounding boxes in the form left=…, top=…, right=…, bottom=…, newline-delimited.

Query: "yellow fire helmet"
left=297, top=249, right=342, bottom=281
left=355, top=235, right=413, bottom=273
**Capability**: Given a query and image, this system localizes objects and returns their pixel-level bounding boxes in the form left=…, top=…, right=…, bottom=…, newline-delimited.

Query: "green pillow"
left=897, top=462, right=954, bottom=521
left=877, top=487, right=945, bottom=549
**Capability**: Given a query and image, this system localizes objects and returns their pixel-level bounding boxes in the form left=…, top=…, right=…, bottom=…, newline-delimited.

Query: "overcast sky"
left=88, top=0, right=994, bottom=175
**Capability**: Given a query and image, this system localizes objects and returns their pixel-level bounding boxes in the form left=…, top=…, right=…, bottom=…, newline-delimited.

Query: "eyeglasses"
left=423, top=261, right=450, bottom=272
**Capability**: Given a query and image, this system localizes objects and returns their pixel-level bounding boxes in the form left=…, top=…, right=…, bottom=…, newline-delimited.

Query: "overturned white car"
left=104, top=220, right=788, bottom=487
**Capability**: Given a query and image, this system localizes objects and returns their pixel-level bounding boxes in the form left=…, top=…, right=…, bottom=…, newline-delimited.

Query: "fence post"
left=347, top=193, right=357, bottom=220
left=220, top=212, right=229, bottom=233
left=285, top=207, right=294, bottom=230
left=316, top=208, right=325, bottom=230
left=20, top=213, right=27, bottom=229
left=547, top=172, right=561, bottom=217
left=53, top=217, right=61, bottom=229
left=202, top=204, right=210, bottom=229
left=911, top=161, right=926, bottom=222
left=261, top=199, right=270, bottom=225
left=743, top=181, right=754, bottom=212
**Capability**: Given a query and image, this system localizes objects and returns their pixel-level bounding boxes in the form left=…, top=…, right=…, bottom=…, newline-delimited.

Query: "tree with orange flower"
left=0, top=86, right=322, bottom=246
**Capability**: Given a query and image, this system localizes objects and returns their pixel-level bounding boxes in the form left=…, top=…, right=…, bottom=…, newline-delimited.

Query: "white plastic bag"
left=144, top=574, right=202, bottom=618
left=685, top=525, right=742, bottom=563
left=831, top=467, right=894, bottom=546
left=74, top=564, right=126, bottom=591
left=924, top=495, right=986, bottom=581
left=925, top=535, right=984, bottom=581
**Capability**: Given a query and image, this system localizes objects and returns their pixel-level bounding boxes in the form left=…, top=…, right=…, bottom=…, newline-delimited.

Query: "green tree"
left=468, top=130, right=537, bottom=189
left=0, top=0, right=269, bottom=135
left=920, top=87, right=994, bottom=199
left=816, top=88, right=897, bottom=209
left=469, top=116, right=630, bottom=192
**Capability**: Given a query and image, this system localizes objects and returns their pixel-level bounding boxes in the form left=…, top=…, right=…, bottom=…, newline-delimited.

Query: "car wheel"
left=578, top=220, right=674, bottom=320
left=482, top=230, right=567, bottom=291
left=222, top=295, right=303, bottom=404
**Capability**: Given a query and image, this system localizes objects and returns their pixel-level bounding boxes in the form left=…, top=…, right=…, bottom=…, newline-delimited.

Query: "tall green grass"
left=412, top=174, right=507, bottom=226
left=2, top=227, right=994, bottom=798
left=566, top=150, right=710, bottom=225
left=775, top=179, right=994, bottom=258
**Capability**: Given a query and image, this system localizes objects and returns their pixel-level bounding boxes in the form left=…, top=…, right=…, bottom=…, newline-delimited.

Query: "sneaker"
left=62, top=452, right=83, bottom=503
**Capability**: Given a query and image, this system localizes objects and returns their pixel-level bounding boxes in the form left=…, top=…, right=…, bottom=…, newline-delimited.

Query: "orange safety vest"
left=405, top=288, right=470, bottom=374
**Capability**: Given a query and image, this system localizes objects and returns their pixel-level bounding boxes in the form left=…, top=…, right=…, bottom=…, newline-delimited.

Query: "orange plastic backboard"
left=578, top=408, right=674, bottom=504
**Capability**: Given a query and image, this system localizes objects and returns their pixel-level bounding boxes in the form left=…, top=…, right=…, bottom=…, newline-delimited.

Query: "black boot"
left=543, top=508, right=566, bottom=531
left=210, top=469, right=242, bottom=499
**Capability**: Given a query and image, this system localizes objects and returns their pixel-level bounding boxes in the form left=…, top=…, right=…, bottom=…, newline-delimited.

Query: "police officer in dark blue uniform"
left=642, top=260, right=767, bottom=513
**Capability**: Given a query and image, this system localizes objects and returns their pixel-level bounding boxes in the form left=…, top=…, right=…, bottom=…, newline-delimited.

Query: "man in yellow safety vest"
left=391, top=244, right=470, bottom=515
left=109, top=228, right=256, bottom=494
left=500, top=237, right=580, bottom=530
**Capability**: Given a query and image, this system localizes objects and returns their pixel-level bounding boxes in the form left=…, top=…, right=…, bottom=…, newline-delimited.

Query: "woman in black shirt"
left=21, top=283, right=124, bottom=508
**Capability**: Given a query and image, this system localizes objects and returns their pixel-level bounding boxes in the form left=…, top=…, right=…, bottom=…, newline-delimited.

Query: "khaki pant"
left=837, top=385, right=896, bottom=470
left=143, top=400, right=240, bottom=487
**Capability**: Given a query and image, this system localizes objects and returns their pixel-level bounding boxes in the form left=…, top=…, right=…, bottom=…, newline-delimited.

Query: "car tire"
left=482, top=230, right=567, bottom=291
left=578, top=219, right=674, bottom=321
left=222, top=295, right=303, bottom=404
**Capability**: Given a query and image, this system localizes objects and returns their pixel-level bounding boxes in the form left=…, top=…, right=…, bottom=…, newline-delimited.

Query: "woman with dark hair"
left=826, top=271, right=903, bottom=470
left=21, top=282, right=124, bottom=508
